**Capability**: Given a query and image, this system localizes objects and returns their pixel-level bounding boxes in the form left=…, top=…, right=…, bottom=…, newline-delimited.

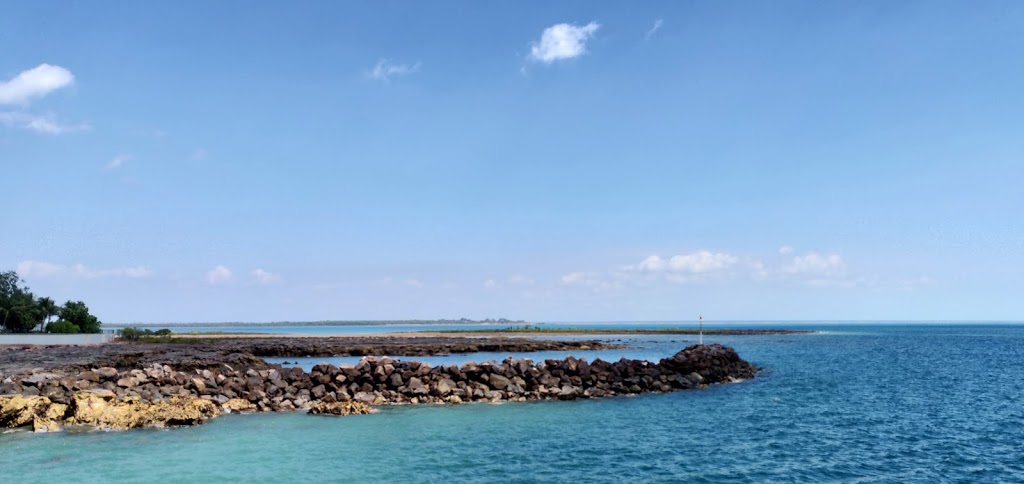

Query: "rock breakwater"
left=0, top=336, right=617, bottom=375
left=0, top=344, right=755, bottom=432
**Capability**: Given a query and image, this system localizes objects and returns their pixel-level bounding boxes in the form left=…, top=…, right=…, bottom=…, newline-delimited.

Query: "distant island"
left=429, top=325, right=813, bottom=335
left=109, top=318, right=530, bottom=327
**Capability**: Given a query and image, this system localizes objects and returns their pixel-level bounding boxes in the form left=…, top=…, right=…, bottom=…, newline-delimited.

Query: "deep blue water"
left=3, top=323, right=1024, bottom=482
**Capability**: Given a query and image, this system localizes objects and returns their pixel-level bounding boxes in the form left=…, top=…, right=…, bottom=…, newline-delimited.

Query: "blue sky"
left=2, top=2, right=1022, bottom=323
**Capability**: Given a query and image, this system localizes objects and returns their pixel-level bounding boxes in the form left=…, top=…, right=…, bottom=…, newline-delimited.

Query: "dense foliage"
left=0, top=270, right=103, bottom=334
left=59, top=300, right=102, bottom=334
left=46, top=320, right=81, bottom=334
left=119, top=327, right=172, bottom=341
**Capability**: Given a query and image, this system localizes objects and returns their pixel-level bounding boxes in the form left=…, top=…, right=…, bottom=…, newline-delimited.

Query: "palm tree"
left=36, top=297, right=58, bottom=332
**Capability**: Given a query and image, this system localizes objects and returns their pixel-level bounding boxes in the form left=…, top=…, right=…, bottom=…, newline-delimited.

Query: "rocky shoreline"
left=0, top=343, right=755, bottom=432
left=0, top=336, right=616, bottom=375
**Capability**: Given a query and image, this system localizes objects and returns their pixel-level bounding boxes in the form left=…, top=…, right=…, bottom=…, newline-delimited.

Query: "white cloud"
left=0, top=65, right=85, bottom=135
left=560, top=272, right=587, bottom=285
left=560, top=272, right=600, bottom=286
left=778, top=245, right=794, bottom=255
left=403, top=278, right=425, bottom=288
left=16, top=260, right=150, bottom=279
left=783, top=252, right=846, bottom=277
left=206, top=265, right=233, bottom=285
left=645, top=19, right=664, bottom=39
left=250, top=268, right=280, bottom=285
left=0, top=111, right=88, bottom=134
left=16, top=260, right=64, bottom=277
left=529, top=22, right=600, bottom=63
left=628, top=251, right=739, bottom=275
left=668, top=251, right=739, bottom=273
left=367, top=59, right=421, bottom=81
left=507, top=274, right=535, bottom=285
left=749, top=260, right=769, bottom=281
left=560, top=271, right=623, bottom=292
left=191, top=148, right=208, bottom=161
left=0, top=64, right=74, bottom=105
left=633, top=255, right=666, bottom=272
left=106, top=154, right=132, bottom=170
left=482, top=279, right=498, bottom=289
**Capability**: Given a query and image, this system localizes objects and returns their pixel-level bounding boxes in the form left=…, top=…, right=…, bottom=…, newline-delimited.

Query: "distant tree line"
left=119, top=327, right=172, bottom=341
left=0, top=270, right=103, bottom=334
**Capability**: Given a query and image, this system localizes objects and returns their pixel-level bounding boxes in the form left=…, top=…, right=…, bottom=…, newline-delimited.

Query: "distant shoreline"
left=103, top=320, right=1024, bottom=328
left=422, top=328, right=813, bottom=336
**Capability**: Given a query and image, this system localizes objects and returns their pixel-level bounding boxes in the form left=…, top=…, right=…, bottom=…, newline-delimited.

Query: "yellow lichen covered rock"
left=307, top=400, right=373, bottom=416
left=221, top=398, right=256, bottom=413
left=0, top=395, right=61, bottom=429
left=66, top=391, right=220, bottom=430
left=67, top=389, right=117, bottom=425
left=33, top=402, right=69, bottom=432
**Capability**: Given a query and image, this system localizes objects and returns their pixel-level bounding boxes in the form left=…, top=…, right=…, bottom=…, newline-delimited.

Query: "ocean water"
left=3, top=323, right=1023, bottom=482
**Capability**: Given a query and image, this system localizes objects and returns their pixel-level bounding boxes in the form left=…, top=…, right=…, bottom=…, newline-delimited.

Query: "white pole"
left=699, top=314, right=703, bottom=345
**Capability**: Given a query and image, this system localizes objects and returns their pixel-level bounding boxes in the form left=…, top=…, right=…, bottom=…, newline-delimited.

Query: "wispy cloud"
left=206, top=265, right=233, bottom=285
left=529, top=22, right=601, bottom=63
left=106, top=154, right=133, bottom=170
left=190, top=148, right=208, bottom=161
left=645, top=19, right=664, bottom=39
left=782, top=252, right=846, bottom=277
left=0, top=111, right=89, bottom=134
left=507, top=274, right=535, bottom=285
left=559, top=271, right=624, bottom=292
left=367, top=59, right=421, bottom=81
left=402, top=278, right=425, bottom=288
left=250, top=268, right=280, bottom=285
left=0, top=64, right=74, bottom=105
left=17, top=260, right=151, bottom=279
left=560, top=271, right=601, bottom=286
left=482, top=275, right=535, bottom=289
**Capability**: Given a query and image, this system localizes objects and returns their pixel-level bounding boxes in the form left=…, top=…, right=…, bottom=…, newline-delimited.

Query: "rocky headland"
left=0, top=339, right=757, bottom=432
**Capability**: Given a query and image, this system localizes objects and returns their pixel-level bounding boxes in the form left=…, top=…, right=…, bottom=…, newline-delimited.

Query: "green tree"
left=0, top=271, right=42, bottom=333
left=46, top=320, right=80, bottom=334
left=59, top=301, right=102, bottom=334
left=36, top=296, right=58, bottom=332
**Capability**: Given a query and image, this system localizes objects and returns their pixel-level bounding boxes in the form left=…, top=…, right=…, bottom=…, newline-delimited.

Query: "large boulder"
left=487, top=374, right=511, bottom=390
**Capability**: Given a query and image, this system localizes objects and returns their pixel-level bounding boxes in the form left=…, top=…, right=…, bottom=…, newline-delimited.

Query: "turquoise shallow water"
left=3, top=324, right=1024, bottom=482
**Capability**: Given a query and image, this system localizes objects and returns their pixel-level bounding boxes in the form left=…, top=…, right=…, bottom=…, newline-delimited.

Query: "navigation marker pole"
left=699, top=314, right=703, bottom=346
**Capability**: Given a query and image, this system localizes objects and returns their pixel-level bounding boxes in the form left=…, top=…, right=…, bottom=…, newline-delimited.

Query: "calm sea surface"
left=3, top=323, right=1023, bottom=482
